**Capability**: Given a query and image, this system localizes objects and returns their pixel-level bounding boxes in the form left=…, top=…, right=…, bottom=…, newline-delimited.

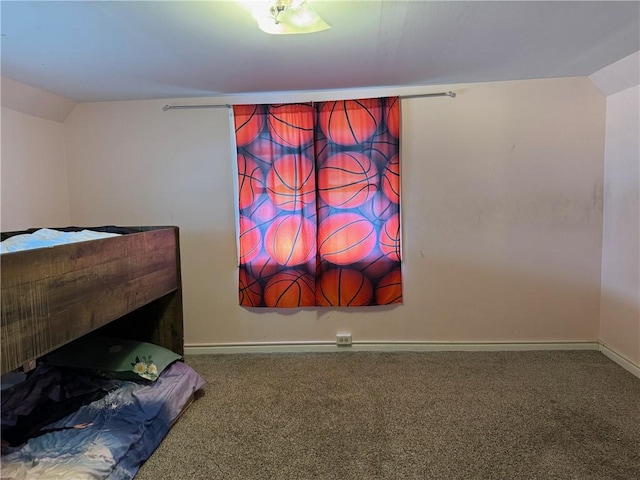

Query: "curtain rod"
left=162, top=91, right=455, bottom=111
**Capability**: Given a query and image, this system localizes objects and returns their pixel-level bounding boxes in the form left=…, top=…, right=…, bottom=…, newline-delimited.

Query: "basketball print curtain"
left=234, top=97, right=402, bottom=308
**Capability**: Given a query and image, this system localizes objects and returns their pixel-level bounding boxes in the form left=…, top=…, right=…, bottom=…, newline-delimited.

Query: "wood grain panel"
left=1, top=227, right=183, bottom=374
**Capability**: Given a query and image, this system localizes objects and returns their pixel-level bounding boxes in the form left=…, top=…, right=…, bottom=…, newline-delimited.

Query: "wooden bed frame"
left=1, top=226, right=184, bottom=375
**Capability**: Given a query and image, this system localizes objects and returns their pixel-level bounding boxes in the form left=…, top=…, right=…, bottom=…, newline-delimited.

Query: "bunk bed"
left=0, top=226, right=204, bottom=480
left=1, top=225, right=184, bottom=375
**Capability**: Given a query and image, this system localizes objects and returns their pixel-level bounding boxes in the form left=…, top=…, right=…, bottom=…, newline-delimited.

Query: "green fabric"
left=45, top=336, right=182, bottom=381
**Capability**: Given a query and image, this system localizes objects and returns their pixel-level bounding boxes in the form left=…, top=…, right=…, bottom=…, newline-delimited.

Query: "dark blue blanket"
left=1, top=361, right=204, bottom=479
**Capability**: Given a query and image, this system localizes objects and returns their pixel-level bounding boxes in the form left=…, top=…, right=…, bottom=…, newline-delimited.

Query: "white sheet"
left=0, top=229, right=121, bottom=254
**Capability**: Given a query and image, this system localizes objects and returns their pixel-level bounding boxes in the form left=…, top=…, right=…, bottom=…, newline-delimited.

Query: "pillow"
left=45, top=336, right=182, bottom=382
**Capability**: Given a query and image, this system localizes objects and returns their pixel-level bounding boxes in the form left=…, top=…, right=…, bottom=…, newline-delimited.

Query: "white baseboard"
left=599, top=343, right=640, bottom=379
left=185, top=341, right=639, bottom=379
left=185, top=341, right=600, bottom=356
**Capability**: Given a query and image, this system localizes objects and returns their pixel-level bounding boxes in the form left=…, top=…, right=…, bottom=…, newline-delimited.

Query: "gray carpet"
left=135, top=351, right=640, bottom=480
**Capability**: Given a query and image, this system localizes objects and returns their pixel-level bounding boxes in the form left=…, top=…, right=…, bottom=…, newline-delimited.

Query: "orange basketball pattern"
left=238, top=216, right=262, bottom=265
left=267, top=154, right=316, bottom=211
left=264, top=269, right=316, bottom=308
left=318, top=212, right=377, bottom=265
left=375, top=268, right=403, bottom=304
left=237, top=154, right=264, bottom=210
left=379, top=214, right=401, bottom=262
left=239, top=268, right=262, bottom=307
left=318, top=99, right=382, bottom=146
left=317, top=268, right=373, bottom=306
left=359, top=191, right=394, bottom=222
left=246, top=251, right=281, bottom=282
left=359, top=252, right=395, bottom=281
left=264, top=214, right=316, bottom=267
left=385, top=97, right=400, bottom=139
left=382, top=154, right=400, bottom=204
left=242, top=195, right=278, bottom=226
left=244, top=135, right=285, bottom=168
left=234, top=104, right=265, bottom=147
left=314, top=131, right=333, bottom=164
left=318, top=151, right=379, bottom=209
left=233, top=97, right=402, bottom=308
left=268, top=103, right=315, bottom=148
left=365, top=131, right=397, bottom=168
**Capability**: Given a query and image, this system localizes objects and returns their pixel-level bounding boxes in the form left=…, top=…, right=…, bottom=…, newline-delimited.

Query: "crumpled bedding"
left=1, top=364, right=122, bottom=448
left=0, top=228, right=121, bottom=254
left=0, top=361, right=205, bottom=480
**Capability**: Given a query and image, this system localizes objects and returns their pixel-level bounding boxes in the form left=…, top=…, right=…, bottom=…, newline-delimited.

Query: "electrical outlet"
left=336, top=333, right=352, bottom=346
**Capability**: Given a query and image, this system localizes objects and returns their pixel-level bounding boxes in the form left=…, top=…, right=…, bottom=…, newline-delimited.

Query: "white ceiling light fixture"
left=250, top=0, right=331, bottom=35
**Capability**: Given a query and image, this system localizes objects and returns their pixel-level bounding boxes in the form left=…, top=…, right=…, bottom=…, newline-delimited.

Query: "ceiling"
left=1, top=1, right=639, bottom=103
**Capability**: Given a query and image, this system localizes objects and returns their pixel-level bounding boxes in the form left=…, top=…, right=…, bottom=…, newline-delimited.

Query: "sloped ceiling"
left=1, top=1, right=639, bottom=103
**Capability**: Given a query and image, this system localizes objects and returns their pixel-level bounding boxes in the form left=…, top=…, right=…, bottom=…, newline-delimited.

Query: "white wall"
left=65, top=100, right=233, bottom=347
left=403, top=78, right=605, bottom=343
left=64, top=76, right=606, bottom=347
left=599, top=85, right=640, bottom=367
left=1, top=107, right=71, bottom=231
left=590, top=51, right=640, bottom=371
left=0, top=78, right=76, bottom=231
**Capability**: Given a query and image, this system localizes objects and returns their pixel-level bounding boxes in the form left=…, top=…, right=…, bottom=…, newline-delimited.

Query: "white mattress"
left=0, top=228, right=121, bottom=254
